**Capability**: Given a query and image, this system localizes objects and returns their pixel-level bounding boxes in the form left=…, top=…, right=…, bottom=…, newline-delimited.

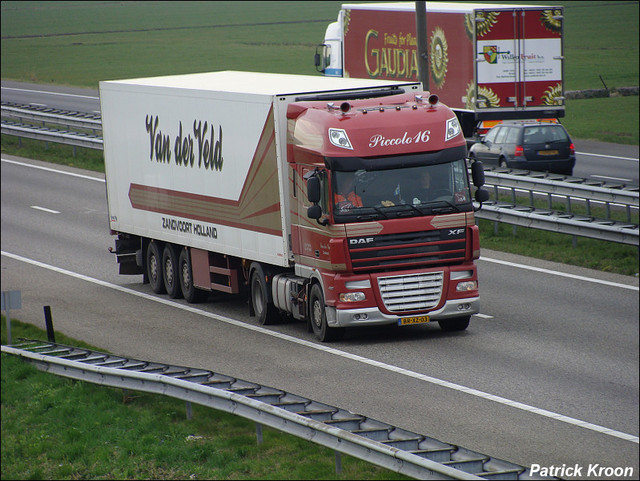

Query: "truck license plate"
left=398, top=315, right=430, bottom=326
left=538, top=149, right=559, bottom=155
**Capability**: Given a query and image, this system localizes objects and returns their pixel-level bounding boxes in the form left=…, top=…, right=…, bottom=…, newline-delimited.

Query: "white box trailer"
left=101, top=71, right=416, bottom=267
left=100, top=71, right=489, bottom=341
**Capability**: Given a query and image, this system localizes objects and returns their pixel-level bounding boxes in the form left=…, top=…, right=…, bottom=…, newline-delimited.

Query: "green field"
left=1, top=1, right=638, bottom=143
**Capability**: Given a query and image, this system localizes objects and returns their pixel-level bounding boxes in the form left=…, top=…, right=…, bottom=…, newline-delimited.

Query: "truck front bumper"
left=326, top=296, right=480, bottom=328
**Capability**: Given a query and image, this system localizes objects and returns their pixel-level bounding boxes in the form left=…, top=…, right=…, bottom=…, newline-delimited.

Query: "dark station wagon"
left=468, top=121, right=576, bottom=176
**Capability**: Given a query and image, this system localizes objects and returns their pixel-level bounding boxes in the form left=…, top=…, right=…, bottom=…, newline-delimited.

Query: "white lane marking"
left=480, top=257, right=639, bottom=291
left=2, top=158, right=104, bottom=183
left=1, top=86, right=99, bottom=100
left=473, top=313, right=494, bottom=319
left=576, top=151, right=638, bottom=162
left=30, top=205, right=60, bottom=214
left=591, top=174, right=634, bottom=182
left=2, top=250, right=638, bottom=444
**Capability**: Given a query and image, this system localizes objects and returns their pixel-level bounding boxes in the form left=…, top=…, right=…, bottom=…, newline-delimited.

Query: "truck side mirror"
left=475, top=188, right=490, bottom=203
left=315, top=44, right=328, bottom=72
left=307, top=204, right=322, bottom=220
left=305, top=174, right=328, bottom=225
left=307, top=176, right=321, bottom=203
left=471, top=160, right=486, bottom=187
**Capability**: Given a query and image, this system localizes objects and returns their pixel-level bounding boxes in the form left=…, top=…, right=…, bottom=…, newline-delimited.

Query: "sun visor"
left=325, top=144, right=467, bottom=171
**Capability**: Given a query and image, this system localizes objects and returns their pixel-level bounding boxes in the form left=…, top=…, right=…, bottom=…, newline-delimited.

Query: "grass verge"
left=1, top=318, right=409, bottom=480
left=562, top=95, right=639, bottom=145
left=478, top=219, right=638, bottom=276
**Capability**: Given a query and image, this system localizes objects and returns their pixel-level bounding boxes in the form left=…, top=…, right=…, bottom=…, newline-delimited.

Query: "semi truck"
left=100, top=71, right=489, bottom=342
left=315, top=2, right=565, bottom=142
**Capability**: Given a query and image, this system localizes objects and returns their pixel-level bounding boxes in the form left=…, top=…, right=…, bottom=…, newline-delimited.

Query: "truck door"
left=475, top=7, right=563, bottom=111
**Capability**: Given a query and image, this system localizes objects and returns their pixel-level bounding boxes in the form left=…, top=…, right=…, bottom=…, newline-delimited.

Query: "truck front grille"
left=377, top=272, right=444, bottom=313
left=348, top=228, right=466, bottom=272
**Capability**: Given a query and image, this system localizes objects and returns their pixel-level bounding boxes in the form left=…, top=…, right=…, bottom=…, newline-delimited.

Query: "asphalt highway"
left=1, top=155, right=638, bottom=479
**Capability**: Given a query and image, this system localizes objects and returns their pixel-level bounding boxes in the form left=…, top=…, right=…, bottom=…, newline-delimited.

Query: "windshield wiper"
left=395, top=203, right=422, bottom=217
left=424, top=199, right=461, bottom=213
left=357, top=206, right=388, bottom=220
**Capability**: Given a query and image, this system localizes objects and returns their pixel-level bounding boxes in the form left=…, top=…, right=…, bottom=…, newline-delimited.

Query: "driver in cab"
left=334, top=173, right=363, bottom=213
left=381, top=170, right=436, bottom=207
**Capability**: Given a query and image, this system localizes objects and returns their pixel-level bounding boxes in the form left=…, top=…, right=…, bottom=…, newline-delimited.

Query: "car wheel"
left=499, top=157, right=508, bottom=169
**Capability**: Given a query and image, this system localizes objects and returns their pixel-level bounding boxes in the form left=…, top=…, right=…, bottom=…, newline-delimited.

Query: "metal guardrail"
left=1, top=119, right=103, bottom=150
left=2, top=340, right=551, bottom=480
left=477, top=169, right=639, bottom=245
left=476, top=203, right=638, bottom=245
left=483, top=168, right=639, bottom=208
left=1, top=103, right=638, bottom=245
left=1, top=102, right=102, bottom=150
left=1, top=103, right=101, bottom=129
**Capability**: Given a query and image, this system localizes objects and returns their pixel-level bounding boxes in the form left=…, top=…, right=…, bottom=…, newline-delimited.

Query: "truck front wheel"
left=163, top=244, right=183, bottom=299
left=309, top=284, right=344, bottom=342
left=146, top=240, right=166, bottom=294
left=438, top=316, right=470, bottom=332
left=250, top=267, right=279, bottom=325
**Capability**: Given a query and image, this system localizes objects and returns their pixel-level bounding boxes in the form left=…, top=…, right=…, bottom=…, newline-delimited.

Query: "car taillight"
left=569, top=143, right=575, bottom=155
left=514, top=145, right=524, bottom=157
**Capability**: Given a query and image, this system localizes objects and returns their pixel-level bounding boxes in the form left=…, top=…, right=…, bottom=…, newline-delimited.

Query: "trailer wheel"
left=438, top=316, right=470, bottom=332
left=146, top=240, right=166, bottom=294
left=309, top=284, right=344, bottom=342
left=162, top=244, right=183, bottom=299
left=178, top=248, right=207, bottom=303
left=250, top=267, right=279, bottom=325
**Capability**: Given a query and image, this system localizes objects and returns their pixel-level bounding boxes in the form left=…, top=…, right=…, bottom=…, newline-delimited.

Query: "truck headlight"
left=445, top=116, right=461, bottom=141
left=456, top=281, right=477, bottom=292
left=339, top=292, right=366, bottom=302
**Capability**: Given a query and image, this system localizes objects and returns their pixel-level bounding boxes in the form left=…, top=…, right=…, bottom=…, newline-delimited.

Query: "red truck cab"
left=286, top=89, right=485, bottom=340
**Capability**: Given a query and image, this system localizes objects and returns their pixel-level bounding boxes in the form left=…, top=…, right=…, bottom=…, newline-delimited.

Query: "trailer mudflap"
left=111, top=236, right=143, bottom=275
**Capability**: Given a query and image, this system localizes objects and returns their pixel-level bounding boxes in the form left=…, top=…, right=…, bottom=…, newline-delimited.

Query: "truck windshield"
left=331, top=158, right=471, bottom=223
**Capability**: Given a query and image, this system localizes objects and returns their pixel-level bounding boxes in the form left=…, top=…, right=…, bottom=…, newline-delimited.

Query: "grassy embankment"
left=1, top=318, right=408, bottom=480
